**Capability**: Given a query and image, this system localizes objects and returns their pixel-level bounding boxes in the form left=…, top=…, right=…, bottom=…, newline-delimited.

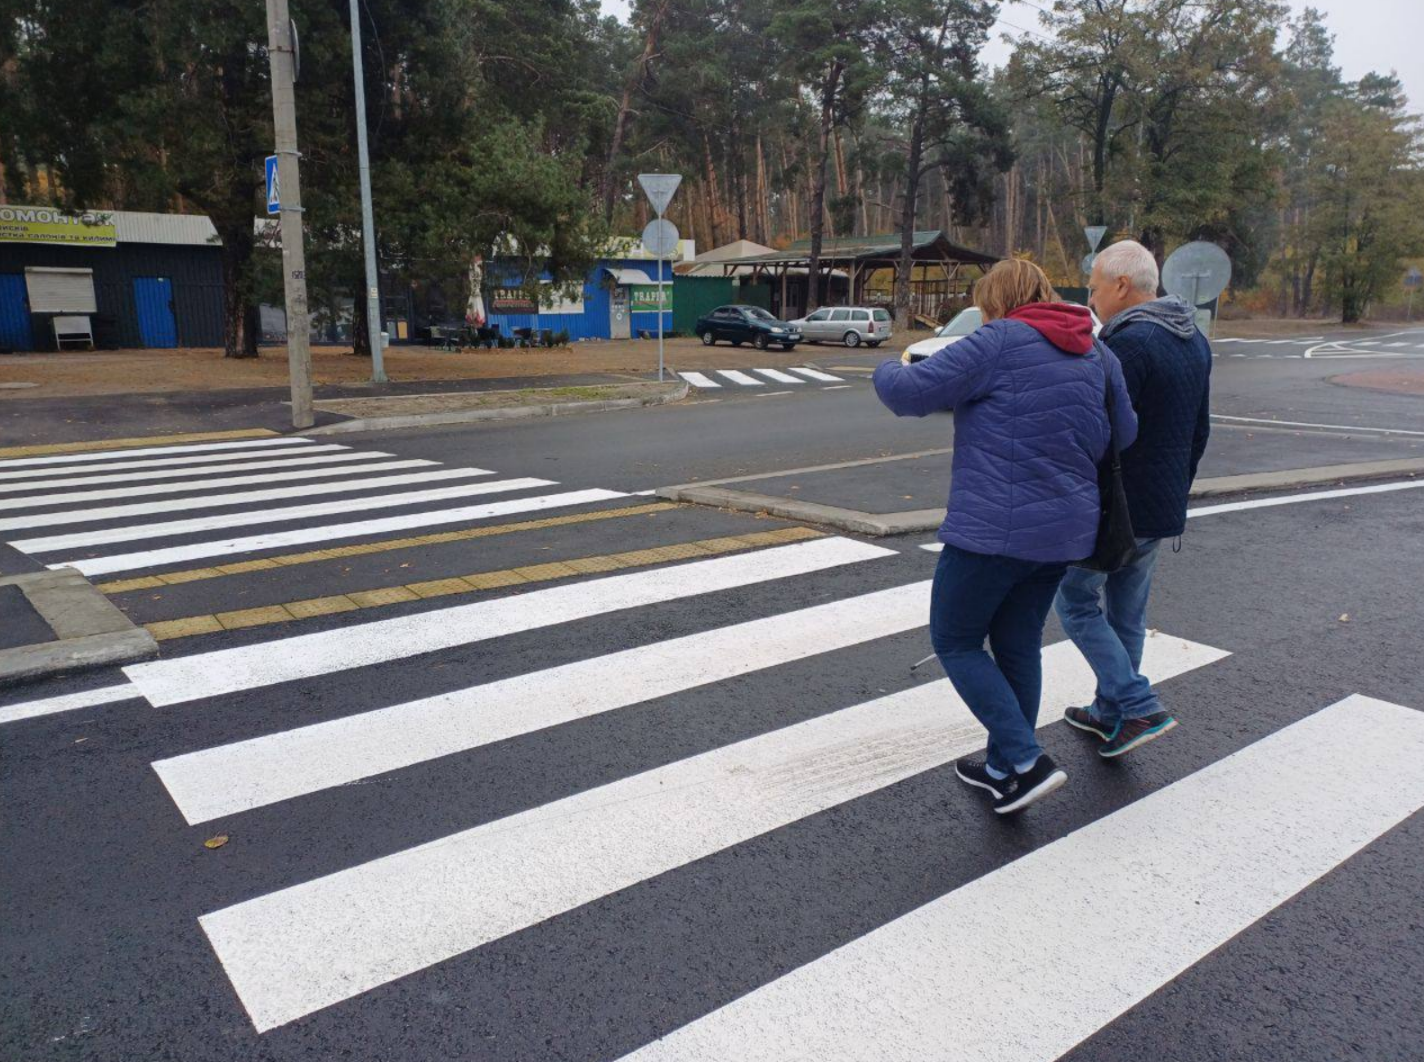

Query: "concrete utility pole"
left=265, top=0, right=315, bottom=428
left=349, top=0, right=386, bottom=383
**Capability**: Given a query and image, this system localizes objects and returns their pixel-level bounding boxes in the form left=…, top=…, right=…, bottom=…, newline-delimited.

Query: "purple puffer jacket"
left=873, top=307, right=1137, bottom=562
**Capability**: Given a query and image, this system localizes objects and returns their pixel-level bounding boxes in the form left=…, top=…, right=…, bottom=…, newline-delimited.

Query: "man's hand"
left=900, top=349, right=913, bottom=365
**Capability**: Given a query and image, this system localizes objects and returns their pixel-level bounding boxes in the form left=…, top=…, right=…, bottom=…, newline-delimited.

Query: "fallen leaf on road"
left=204, top=835, right=229, bottom=849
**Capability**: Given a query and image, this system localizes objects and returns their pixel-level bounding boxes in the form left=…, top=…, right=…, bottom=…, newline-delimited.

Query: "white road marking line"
left=54, top=489, right=629, bottom=578
left=15, top=477, right=555, bottom=554
left=918, top=542, right=943, bottom=552
left=155, top=581, right=935, bottom=823
left=0, top=467, right=495, bottom=531
left=124, top=537, right=896, bottom=706
left=0, top=683, right=143, bottom=726
left=754, top=368, right=806, bottom=384
left=1188, top=478, right=1424, bottom=518
left=716, top=370, right=764, bottom=386
left=618, top=694, right=1424, bottom=1062
left=629, top=488, right=659, bottom=496
left=677, top=372, right=721, bottom=389
left=0, top=444, right=349, bottom=484
left=1211, top=413, right=1424, bottom=436
left=789, top=367, right=844, bottom=382
left=1230, top=352, right=1246, bottom=357
left=0, top=450, right=403, bottom=496
left=0, top=436, right=314, bottom=470
left=1386, top=341, right=1412, bottom=347
left=199, top=633, right=1225, bottom=1032
left=822, top=385, right=852, bottom=390
left=1214, top=337, right=1243, bottom=343
left=0, top=459, right=437, bottom=510
left=755, top=390, right=794, bottom=398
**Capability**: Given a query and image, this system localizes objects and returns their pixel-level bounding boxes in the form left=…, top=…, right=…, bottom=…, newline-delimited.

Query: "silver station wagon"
left=789, top=306, right=893, bottom=348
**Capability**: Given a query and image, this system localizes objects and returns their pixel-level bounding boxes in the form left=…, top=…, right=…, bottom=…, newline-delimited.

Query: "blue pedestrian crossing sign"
left=265, top=155, right=280, bottom=215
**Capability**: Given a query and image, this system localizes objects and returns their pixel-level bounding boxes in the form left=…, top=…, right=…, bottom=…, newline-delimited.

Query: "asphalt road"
left=3, top=322, right=1424, bottom=1060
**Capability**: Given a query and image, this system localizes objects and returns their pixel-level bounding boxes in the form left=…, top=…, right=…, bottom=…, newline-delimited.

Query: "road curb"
left=658, top=457, right=1424, bottom=538
left=0, top=568, right=158, bottom=686
left=302, top=383, right=689, bottom=436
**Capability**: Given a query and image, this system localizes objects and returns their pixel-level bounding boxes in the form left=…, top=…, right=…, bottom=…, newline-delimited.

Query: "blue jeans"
left=930, top=544, right=1068, bottom=775
left=1054, top=539, right=1163, bottom=723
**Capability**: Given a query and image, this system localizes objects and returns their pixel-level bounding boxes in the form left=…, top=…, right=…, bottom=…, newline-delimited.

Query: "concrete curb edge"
left=658, top=457, right=1424, bottom=538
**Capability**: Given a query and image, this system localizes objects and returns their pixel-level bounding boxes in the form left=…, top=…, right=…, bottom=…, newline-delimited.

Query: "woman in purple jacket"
left=874, top=260, right=1137, bottom=814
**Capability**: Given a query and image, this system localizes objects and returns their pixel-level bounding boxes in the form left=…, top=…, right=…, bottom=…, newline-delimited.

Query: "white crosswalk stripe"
left=54, top=487, right=628, bottom=576
left=715, top=369, right=764, bottom=386
left=0, top=466, right=497, bottom=531
left=0, top=443, right=349, bottom=484
left=677, top=371, right=721, bottom=388
left=123, top=536, right=895, bottom=704
left=620, top=695, right=1424, bottom=1062
left=0, top=458, right=436, bottom=510
left=196, top=632, right=1226, bottom=1031
left=0, top=435, right=314, bottom=470
left=754, top=368, right=806, bottom=383
left=789, top=366, right=844, bottom=381
left=154, top=580, right=934, bottom=822
left=14, top=476, right=554, bottom=553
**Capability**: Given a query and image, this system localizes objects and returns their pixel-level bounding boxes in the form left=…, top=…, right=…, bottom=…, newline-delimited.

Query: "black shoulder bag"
left=1079, top=349, right=1137, bottom=572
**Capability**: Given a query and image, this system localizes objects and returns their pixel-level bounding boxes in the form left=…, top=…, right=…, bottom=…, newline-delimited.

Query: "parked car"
left=903, top=305, right=1102, bottom=362
left=694, top=305, right=802, bottom=350
left=790, top=306, right=893, bottom=347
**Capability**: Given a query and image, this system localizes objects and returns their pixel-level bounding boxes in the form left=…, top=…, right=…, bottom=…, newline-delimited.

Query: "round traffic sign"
left=1162, top=241, right=1232, bottom=305
left=641, top=219, right=679, bottom=259
left=1081, top=252, right=1097, bottom=278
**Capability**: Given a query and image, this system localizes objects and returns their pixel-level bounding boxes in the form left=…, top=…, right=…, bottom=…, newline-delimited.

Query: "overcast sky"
left=598, top=0, right=1422, bottom=112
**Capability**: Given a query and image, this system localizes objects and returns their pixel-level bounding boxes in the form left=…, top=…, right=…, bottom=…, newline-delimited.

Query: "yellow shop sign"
left=0, top=206, right=117, bottom=247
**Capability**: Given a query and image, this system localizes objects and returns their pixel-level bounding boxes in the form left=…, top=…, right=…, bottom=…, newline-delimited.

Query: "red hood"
left=1006, top=302, right=1094, bottom=355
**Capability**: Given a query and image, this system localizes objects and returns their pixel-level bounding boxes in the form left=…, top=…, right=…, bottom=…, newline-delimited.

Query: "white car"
left=904, top=306, right=1102, bottom=362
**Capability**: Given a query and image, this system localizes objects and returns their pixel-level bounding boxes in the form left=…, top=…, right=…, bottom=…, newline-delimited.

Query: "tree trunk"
left=806, top=59, right=844, bottom=311
left=894, top=97, right=928, bottom=331
left=218, top=220, right=259, bottom=359
left=601, top=0, right=670, bottom=223
left=702, top=132, right=724, bottom=247
left=351, top=294, right=372, bottom=357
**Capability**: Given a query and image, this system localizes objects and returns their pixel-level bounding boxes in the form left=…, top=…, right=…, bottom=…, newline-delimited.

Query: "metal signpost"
left=1405, top=267, right=1422, bottom=321
left=348, top=0, right=385, bottom=383
left=264, top=0, right=314, bottom=429
left=638, top=174, right=682, bottom=382
left=1162, top=241, right=1232, bottom=338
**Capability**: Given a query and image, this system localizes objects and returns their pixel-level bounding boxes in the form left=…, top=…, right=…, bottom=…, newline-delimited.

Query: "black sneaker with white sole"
left=954, top=757, right=1009, bottom=800
left=992, top=754, right=1068, bottom=815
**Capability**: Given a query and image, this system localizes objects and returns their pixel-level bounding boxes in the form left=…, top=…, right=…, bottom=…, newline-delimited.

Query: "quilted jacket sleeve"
left=1189, top=353, right=1212, bottom=481
left=1101, top=344, right=1139, bottom=450
left=872, top=324, right=1003, bottom=418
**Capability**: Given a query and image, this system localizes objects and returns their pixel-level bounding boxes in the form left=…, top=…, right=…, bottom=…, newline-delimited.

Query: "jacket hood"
left=1006, top=302, right=1095, bottom=355
left=1100, top=294, right=1197, bottom=342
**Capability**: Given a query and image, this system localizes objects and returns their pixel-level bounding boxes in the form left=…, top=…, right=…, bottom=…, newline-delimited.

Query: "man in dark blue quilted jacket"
left=1055, top=240, right=1212, bottom=758
left=875, top=259, right=1137, bottom=815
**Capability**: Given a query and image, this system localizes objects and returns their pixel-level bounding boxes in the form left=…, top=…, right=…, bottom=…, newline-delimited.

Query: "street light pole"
left=265, top=0, right=314, bottom=429
left=348, top=0, right=386, bottom=383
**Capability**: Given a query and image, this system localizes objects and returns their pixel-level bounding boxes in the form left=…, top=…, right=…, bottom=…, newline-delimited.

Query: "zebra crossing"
left=678, top=366, right=846, bottom=388
left=0, top=435, right=631, bottom=586
left=4, top=438, right=1423, bottom=1056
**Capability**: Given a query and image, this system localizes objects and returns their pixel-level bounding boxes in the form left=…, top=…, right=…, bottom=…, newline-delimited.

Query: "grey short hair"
left=1095, top=240, right=1159, bottom=294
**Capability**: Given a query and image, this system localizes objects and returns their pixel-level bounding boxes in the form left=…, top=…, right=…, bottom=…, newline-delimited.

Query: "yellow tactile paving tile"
left=143, top=526, right=829, bottom=642
left=0, top=428, right=278, bottom=460
left=98, top=503, right=678, bottom=594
